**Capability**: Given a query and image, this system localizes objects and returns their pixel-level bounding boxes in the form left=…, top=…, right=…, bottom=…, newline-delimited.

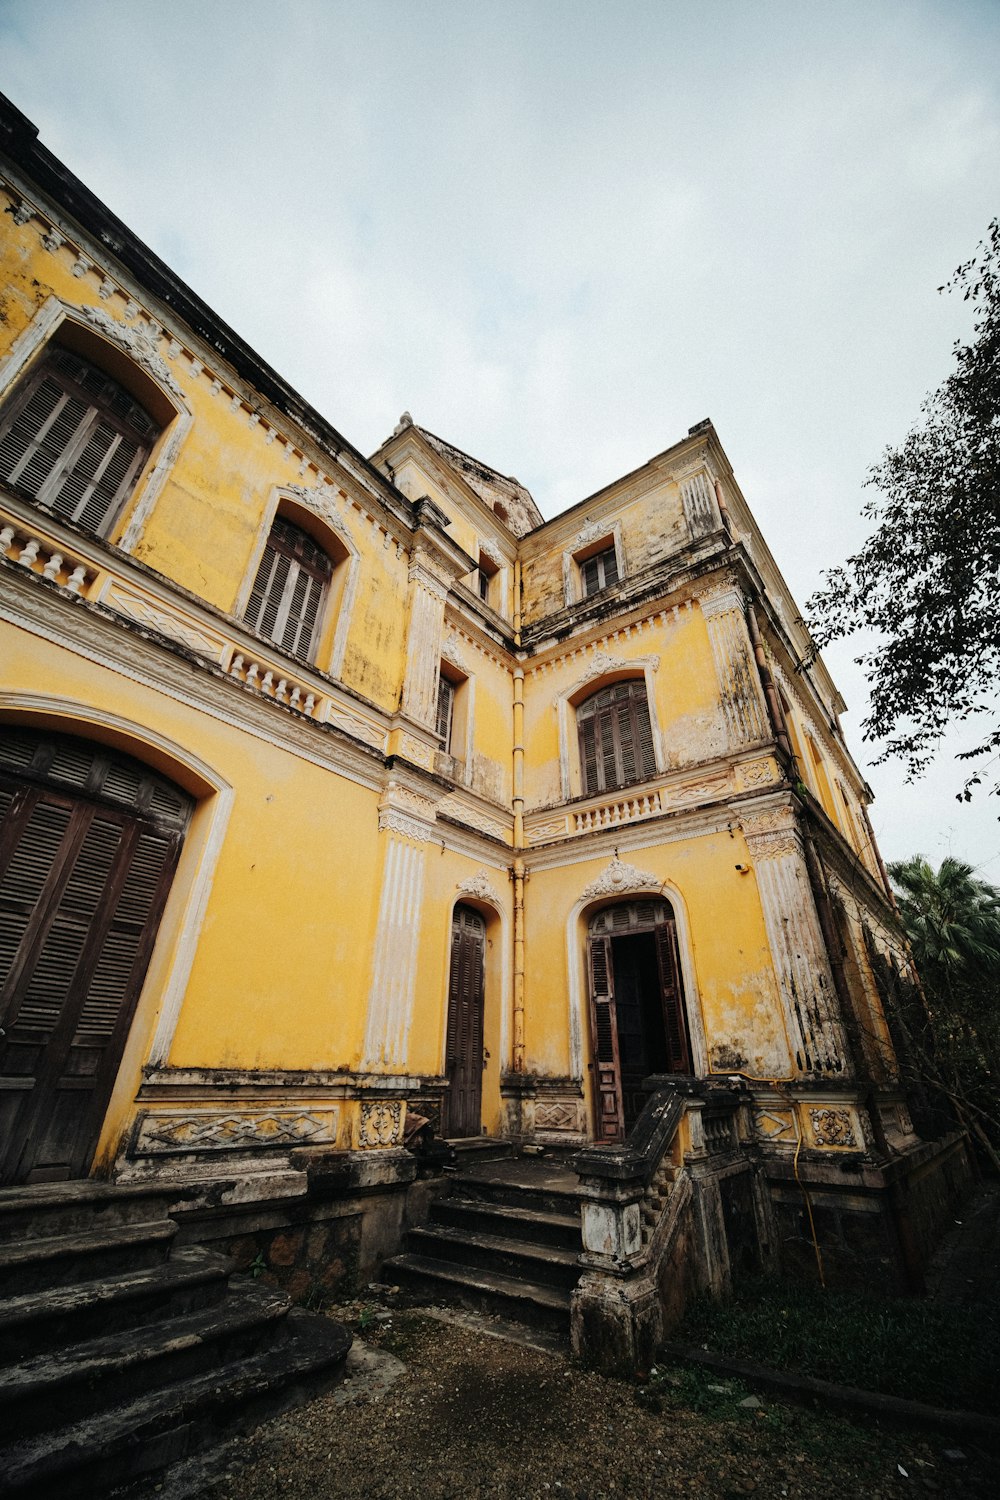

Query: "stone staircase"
left=0, top=1178, right=351, bottom=1498
left=386, top=1154, right=583, bottom=1335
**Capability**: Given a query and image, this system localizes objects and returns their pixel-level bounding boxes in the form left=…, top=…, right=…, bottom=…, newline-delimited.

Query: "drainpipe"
left=713, top=476, right=735, bottom=537
left=745, top=603, right=793, bottom=764
left=512, top=665, right=526, bottom=1072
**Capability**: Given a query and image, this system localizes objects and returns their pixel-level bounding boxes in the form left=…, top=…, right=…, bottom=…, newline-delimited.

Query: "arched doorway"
left=588, top=898, right=692, bottom=1143
left=0, top=726, right=191, bottom=1184
left=443, top=904, right=486, bottom=1138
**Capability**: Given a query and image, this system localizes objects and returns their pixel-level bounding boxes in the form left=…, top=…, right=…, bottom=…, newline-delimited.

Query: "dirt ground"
left=152, top=1306, right=994, bottom=1500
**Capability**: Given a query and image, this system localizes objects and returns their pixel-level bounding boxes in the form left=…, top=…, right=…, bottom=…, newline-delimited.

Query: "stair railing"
left=568, top=1077, right=746, bottom=1372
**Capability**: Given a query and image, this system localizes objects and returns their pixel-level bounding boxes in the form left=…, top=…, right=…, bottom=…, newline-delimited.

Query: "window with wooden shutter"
left=0, top=727, right=190, bottom=1184
left=580, top=544, right=619, bottom=598
left=436, top=674, right=456, bottom=751
left=577, top=679, right=656, bottom=795
left=0, top=347, right=158, bottom=537
left=243, top=515, right=333, bottom=661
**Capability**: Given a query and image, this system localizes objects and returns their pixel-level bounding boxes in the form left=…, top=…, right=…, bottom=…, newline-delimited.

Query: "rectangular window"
left=436, top=674, right=455, bottom=751
left=580, top=544, right=619, bottom=598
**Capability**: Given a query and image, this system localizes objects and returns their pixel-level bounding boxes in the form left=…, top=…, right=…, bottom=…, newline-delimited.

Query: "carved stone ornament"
left=7, top=198, right=33, bottom=226
left=809, top=1107, right=857, bottom=1148
left=359, top=1099, right=404, bottom=1148
left=378, top=807, right=437, bottom=843
left=478, top=538, right=504, bottom=568
left=442, top=632, right=468, bottom=671
left=737, top=758, right=778, bottom=790
left=285, top=483, right=348, bottom=535
left=534, top=1100, right=584, bottom=1133
left=698, top=580, right=745, bottom=619
left=573, top=518, right=609, bottom=550
left=581, top=856, right=662, bottom=901
left=753, top=1108, right=796, bottom=1142
left=577, top=651, right=659, bottom=690
left=76, top=304, right=184, bottom=398
left=456, top=869, right=504, bottom=906
left=135, top=1109, right=336, bottom=1154
left=392, top=411, right=414, bottom=437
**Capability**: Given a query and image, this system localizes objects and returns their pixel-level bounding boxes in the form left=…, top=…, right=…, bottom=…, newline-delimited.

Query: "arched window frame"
left=576, top=679, right=657, bottom=796
left=236, top=489, right=361, bottom=676
left=0, top=296, right=193, bottom=551
left=554, top=656, right=663, bottom=800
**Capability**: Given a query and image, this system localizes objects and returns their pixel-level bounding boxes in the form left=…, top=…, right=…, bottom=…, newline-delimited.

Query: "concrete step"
left=449, top=1167, right=583, bottom=1219
left=406, top=1224, right=580, bottom=1290
left=0, top=1219, right=177, bottom=1297
left=0, top=1308, right=352, bottom=1499
left=386, top=1252, right=572, bottom=1333
left=432, top=1196, right=581, bottom=1251
left=0, top=1246, right=232, bottom=1363
left=0, top=1280, right=290, bottom=1441
left=0, top=1180, right=175, bottom=1245
left=447, top=1139, right=515, bottom=1164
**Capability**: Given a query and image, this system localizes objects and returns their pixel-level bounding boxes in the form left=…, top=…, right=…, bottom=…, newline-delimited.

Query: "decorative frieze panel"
left=103, top=581, right=228, bottom=662
left=752, top=1107, right=797, bottom=1143
left=76, top=303, right=184, bottom=398
left=736, top=757, right=779, bottom=792
left=133, top=1109, right=338, bottom=1154
left=358, top=1100, right=405, bottom=1149
left=808, top=1107, right=858, bottom=1149
left=534, top=1100, right=586, bottom=1134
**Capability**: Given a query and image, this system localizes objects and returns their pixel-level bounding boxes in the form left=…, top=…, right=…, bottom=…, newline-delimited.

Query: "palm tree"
left=887, top=856, right=1000, bottom=1170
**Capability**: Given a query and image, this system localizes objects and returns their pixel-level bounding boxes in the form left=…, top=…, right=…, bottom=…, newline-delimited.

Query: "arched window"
left=0, top=347, right=158, bottom=536
left=577, top=679, right=656, bottom=795
left=243, top=515, right=333, bottom=660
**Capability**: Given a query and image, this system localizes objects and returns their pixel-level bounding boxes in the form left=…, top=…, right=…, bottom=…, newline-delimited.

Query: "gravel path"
left=154, top=1305, right=993, bottom=1500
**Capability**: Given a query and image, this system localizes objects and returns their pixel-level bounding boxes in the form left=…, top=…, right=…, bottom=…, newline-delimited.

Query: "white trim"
left=0, top=295, right=194, bottom=553
left=561, top=518, right=625, bottom=607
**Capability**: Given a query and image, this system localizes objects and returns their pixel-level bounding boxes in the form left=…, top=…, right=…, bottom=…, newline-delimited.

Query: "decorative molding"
left=575, top=649, right=660, bottom=691
left=809, top=1107, right=857, bottom=1148
left=398, top=732, right=437, bottom=771
left=456, top=869, right=504, bottom=906
left=76, top=304, right=184, bottom=398
left=581, top=855, right=662, bottom=900
left=8, top=197, right=33, bottom=226
left=736, top=757, right=778, bottom=790
left=442, top=632, right=468, bottom=671
left=698, top=581, right=745, bottom=620
left=478, top=538, right=504, bottom=568
left=753, top=1108, right=796, bottom=1142
left=534, top=1099, right=585, bottom=1133
left=740, top=806, right=801, bottom=860
left=525, top=815, right=570, bottom=845
left=327, top=705, right=387, bottom=751
left=359, top=1100, right=405, bottom=1148
left=378, top=807, right=437, bottom=843
left=134, top=1109, right=337, bottom=1154
left=103, top=581, right=228, bottom=662
left=573, top=518, right=609, bottom=550
left=285, top=482, right=349, bottom=536
left=437, top=794, right=510, bottom=843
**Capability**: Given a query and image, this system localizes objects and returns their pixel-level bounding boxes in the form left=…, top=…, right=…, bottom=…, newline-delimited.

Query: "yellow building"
left=0, top=95, right=970, bottom=1351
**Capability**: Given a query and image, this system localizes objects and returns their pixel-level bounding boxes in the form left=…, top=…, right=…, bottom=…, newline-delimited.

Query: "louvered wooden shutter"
left=445, top=906, right=485, bottom=1137
left=654, top=919, right=692, bottom=1074
left=588, top=934, right=624, bottom=1142
left=0, top=730, right=188, bottom=1184
left=243, top=517, right=331, bottom=661
left=578, top=679, right=656, bottom=795
left=436, top=676, right=455, bottom=749
left=0, top=349, right=155, bottom=536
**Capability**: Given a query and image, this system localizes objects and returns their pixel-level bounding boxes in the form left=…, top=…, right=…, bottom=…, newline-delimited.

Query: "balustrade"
left=0, top=520, right=93, bottom=595
left=226, top=650, right=323, bottom=720
left=572, top=789, right=663, bottom=833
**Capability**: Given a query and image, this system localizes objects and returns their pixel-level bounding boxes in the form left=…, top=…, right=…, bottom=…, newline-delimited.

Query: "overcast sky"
left=3, top=0, right=998, bottom=873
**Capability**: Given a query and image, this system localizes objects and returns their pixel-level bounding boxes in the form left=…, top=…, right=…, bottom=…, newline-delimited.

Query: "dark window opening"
left=0, top=347, right=158, bottom=536
left=436, top=674, right=456, bottom=751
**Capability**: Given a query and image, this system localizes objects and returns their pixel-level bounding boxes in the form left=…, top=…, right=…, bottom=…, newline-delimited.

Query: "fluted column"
left=740, top=799, right=849, bottom=1076
left=700, top=583, right=770, bottom=749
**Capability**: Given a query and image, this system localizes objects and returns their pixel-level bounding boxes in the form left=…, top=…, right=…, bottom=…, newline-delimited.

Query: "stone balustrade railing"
left=225, top=649, right=324, bottom=720
left=569, top=1077, right=747, bottom=1374
left=0, top=519, right=95, bottom=596
left=572, top=790, right=663, bottom=834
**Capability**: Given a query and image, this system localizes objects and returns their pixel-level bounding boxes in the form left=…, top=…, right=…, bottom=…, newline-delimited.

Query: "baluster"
left=0, top=524, right=15, bottom=556
left=260, top=670, right=274, bottom=694
left=245, top=663, right=259, bottom=687
left=276, top=678, right=288, bottom=702
left=289, top=686, right=301, bottom=710
left=17, top=538, right=41, bottom=570
left=65, top=565, right=87, bottom=595
left=304, top=693, right=316, bottom=715
left=230, top=653, right=245, bottom=678
left=42, top=551, right=63, bottom=582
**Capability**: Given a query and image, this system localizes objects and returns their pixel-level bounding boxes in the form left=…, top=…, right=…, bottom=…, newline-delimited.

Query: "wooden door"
left=587, top=933, right=625, bottom=1143
left=654, top=919, right=692, bottom=1074
left=0, top=729, right=190, bottom=1184
left=444, top=905, right=485, bottom=1138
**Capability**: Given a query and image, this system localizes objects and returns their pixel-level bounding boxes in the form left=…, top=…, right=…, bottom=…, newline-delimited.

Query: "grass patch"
left=673, top=1275, right=999, bottom=1414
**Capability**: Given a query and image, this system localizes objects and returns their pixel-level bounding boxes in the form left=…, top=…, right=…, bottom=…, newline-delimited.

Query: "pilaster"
left=700, top=581, right=770, bottom=749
